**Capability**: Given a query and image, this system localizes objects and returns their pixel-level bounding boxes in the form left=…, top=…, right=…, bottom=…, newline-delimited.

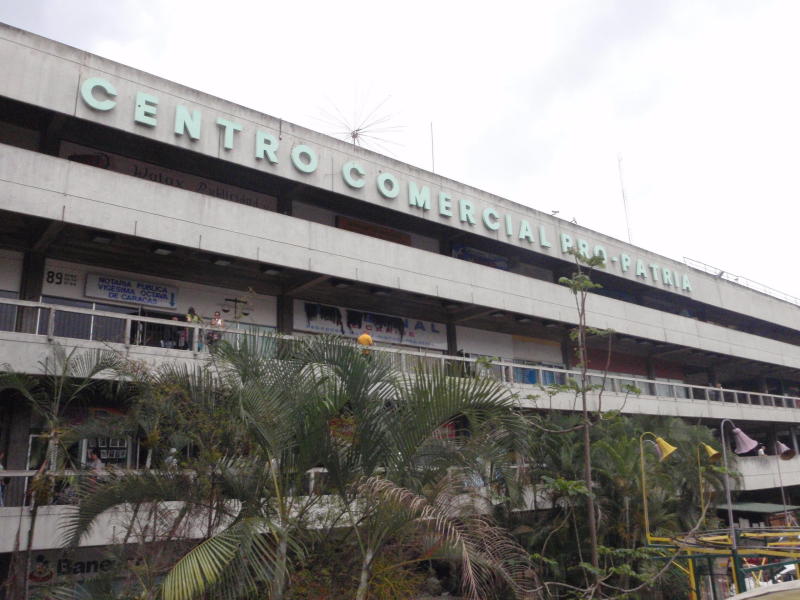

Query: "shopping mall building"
left=1, top=22, right=800, bottom=588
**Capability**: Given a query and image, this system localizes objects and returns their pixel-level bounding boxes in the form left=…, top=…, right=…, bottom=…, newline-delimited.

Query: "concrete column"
left=3, top=400, right=31, bottom=506
left=646, top=356, right=656, bottom=380
left=276, top=295, right=293, bottom=334
left=645, top=356, right=657, bottom=396
left=16, top=251, right=45, bottom=334
left=561, top=333, right=572, bottom=369
left=19, top=251, right=44, bottom=300
left=446, top=322, right=458, bottom=356
left=277, top=195, right=292, bottom=216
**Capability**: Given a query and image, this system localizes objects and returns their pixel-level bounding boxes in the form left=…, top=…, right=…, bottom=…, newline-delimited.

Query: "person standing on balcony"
left=186, top=307, right=203, bottom=351
left=208, top=311, right=224, bottom=347
left=87, top=447, right=105, bottom=476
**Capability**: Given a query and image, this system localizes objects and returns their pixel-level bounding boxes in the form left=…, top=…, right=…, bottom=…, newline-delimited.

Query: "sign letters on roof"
left=78, top=77, right=692, bottom=294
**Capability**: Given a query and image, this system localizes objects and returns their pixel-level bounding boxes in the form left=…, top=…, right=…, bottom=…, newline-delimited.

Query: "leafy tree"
left=0, top=346, right=122, bottom=600
left=64, top=334, right=539, bottom=600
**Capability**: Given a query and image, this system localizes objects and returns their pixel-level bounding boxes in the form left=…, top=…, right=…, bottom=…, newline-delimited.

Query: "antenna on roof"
left=314, top=90, right=404, bottom=155
left=617, top=153, right=633, bottom=244
left=430, top=122, right=435, bottom=173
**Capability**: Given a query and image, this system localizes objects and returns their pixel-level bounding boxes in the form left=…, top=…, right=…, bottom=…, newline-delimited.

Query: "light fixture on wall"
left=490, top=311, right=506, bottom=319
left=210, top=255, right=232, bottom=267
left=515, top=316, right=532, bottom=323
left=260, top=264, right=283, bottom=276
left=151, top=244, right=175, bottom=256
left=91, top=231, right=115, bottom=244
left=370, top=287, right=390, bottom=297
left=332, top=279, right=351, bottom=289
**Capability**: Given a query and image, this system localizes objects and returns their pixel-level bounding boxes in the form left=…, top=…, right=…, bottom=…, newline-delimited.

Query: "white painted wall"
left=456, top=327, right=563, bottom=364
left=456, top=326, right=513, bottom=359
left=737, top=455, right=800, bottom=491
left=42, top=258, right=277, bottom=326
left=512, top=335, right=563, bottom=364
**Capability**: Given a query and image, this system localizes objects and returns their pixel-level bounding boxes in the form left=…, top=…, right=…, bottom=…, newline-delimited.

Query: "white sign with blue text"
left=85, top=273, right=178, bottom=309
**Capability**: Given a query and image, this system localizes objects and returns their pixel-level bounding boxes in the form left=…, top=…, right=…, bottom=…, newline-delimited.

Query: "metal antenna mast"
left=430, top=122, right=435, bottom=173
left=617, top=153, right=633, bottom=244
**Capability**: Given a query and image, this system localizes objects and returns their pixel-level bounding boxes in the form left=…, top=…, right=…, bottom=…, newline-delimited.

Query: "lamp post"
left=720, top=419, right=758, bottom=594
left=773, top=439, right=796, bottom=525
left=695, top=443, right=721, bottom=600
left=639, top=432, right=677, bottom=544
left=696, top=443, right=721, bottom=523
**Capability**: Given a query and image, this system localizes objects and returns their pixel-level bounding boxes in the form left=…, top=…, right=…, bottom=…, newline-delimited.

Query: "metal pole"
left=639, top=433, right=651, bottom=543
left=707, top=556, right=720, bottom=600
left=776, top=452, right=789, bottom=524
left=687, top=551, right=698, bottom=600
left=720, top=419, right=746, bottom=593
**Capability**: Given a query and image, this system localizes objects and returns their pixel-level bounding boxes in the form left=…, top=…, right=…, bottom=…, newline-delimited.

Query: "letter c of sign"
left=80, top=77, right=117, bottom=111
left=342, top=161, right=366, bottom=189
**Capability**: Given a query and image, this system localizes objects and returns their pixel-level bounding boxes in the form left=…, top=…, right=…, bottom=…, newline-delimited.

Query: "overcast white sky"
left=3, top=1, right=800, bottom=298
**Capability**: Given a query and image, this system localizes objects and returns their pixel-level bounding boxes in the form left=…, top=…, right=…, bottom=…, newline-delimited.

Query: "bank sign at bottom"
left=85, top=273, right=178, bottom=309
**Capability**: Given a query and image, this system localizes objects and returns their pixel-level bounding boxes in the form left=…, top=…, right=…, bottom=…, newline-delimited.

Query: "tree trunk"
left=582, top=414, right=599, bottom=575
left=355, top=548, right=374, bottom=600
left=273, top=534, right=288, bottom=600
left=578, top=304, right=600, bottom=581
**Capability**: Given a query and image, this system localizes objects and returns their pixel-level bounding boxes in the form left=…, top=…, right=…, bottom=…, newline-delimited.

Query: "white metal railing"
left=1, top=297, right=799, bottom=414
left=684, top=257, right=800, bottom=307
left=0, top=468, right=334, bottom=509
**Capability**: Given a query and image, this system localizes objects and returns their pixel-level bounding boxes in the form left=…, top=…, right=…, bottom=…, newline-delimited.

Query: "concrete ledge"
left=2, top=145, right=800, bottom=370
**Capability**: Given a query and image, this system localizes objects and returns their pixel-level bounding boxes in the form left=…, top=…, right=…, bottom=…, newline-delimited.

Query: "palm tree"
left=290, top=337, right=534, bottom=599
left=0, top=345, right=121, bottom=600
left=64, top=333, right=538, bottom=600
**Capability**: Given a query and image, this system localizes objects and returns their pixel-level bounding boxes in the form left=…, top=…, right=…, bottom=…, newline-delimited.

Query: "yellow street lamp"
left=697, top=443, right=721, bottom=520
left=639, top=431, right=677, bottom=544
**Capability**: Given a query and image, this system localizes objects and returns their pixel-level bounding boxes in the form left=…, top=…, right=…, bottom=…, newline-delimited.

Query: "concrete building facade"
left=1, top=22, right=800, bottom=590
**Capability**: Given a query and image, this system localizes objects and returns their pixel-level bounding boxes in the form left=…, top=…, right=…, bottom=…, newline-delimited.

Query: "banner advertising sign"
left=85, top=273, right=178, bottom=309
left=294, top=300, right=447, bottom=350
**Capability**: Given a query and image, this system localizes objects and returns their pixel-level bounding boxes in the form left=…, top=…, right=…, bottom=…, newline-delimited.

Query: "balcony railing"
left=0, top=297, right=799, bottom=413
